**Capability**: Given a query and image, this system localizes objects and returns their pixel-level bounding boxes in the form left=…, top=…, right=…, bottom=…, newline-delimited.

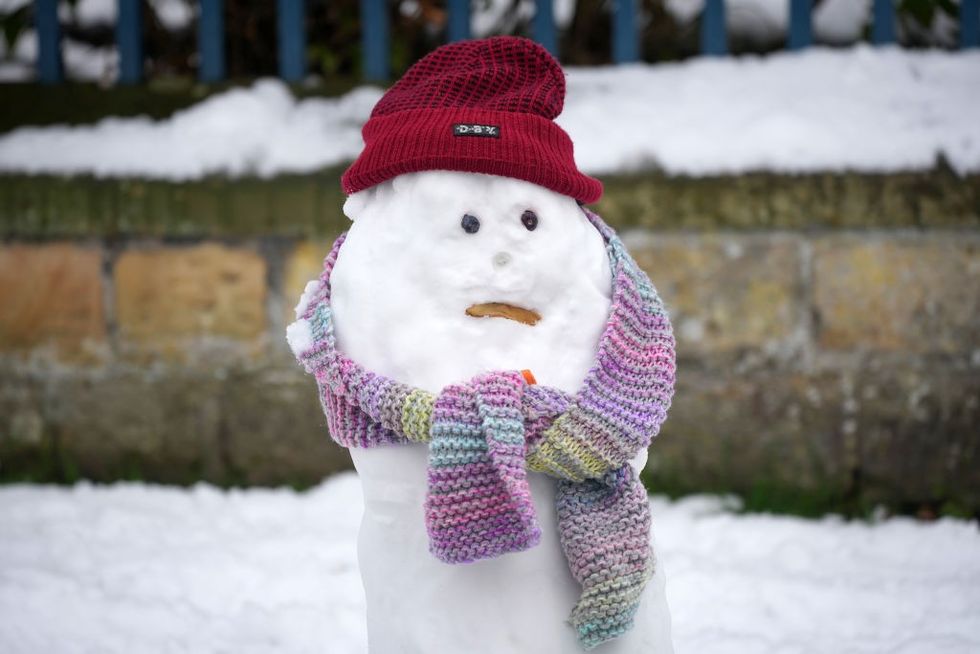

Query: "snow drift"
left=0, top=47, right=978, bottom=179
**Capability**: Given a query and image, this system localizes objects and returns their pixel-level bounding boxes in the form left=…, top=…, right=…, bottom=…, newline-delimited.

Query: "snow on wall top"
left=0, top=47, right=978, bottom=180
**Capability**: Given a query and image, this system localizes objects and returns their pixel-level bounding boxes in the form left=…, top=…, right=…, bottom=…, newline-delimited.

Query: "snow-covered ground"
left=0, top=47, right=978, bottom=179
left=1, top=472, right=978, bottom=654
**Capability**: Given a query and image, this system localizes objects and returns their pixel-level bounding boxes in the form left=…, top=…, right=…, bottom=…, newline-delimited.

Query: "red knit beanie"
left=341, top=36, right=602, bottom=204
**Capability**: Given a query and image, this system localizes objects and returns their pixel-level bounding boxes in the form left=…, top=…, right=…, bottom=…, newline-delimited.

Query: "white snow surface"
left=0, top=47, right=978, bottom=178
left=1, top=472, right=978, bottom=654
left=0, top=80, right=382, bottom=178
left=562, top=47, right=980, bottom=176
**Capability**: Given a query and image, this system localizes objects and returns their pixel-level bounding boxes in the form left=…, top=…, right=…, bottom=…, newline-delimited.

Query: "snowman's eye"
left=461, top=213, right=480, bottom=234
left=521, top=210, right=538, bottom=231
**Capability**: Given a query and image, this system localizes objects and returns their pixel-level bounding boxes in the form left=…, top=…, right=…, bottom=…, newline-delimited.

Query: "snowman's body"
left=326, top=171, right=673, bottom=653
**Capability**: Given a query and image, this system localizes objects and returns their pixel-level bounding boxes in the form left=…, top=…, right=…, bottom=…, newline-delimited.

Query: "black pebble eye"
left=521, top=209, right=538, bottom=231
left=461, top=213, right=480, bottom=234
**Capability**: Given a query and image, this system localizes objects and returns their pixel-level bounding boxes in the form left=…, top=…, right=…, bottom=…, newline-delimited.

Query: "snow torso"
left=325, top=170, right=673, bottom=653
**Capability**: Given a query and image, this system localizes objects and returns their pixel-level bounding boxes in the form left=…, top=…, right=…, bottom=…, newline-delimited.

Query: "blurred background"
left=1, top=2, right=979, bottom=652
left=0, top=0, right=977, bottom=520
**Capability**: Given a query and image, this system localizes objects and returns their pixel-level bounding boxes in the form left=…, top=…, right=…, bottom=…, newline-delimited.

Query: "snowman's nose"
left=493, top=252, right=512, bottom=268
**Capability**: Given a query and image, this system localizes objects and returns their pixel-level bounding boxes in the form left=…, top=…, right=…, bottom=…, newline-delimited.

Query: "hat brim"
left=341, top=107, right=602, bottom=204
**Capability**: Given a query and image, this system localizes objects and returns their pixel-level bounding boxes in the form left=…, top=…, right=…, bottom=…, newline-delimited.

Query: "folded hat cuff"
left=341, top=107, right=602, bottom=204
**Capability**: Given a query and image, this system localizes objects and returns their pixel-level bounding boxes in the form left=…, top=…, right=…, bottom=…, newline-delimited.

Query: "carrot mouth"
left=465, top=302, right=541, bottom=326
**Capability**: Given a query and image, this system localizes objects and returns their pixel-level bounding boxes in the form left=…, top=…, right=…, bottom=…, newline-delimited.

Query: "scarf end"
left=427, top=522, right=542, bottom=565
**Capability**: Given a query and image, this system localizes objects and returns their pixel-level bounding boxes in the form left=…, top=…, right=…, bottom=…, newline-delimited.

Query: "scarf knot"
left=427, top=371, right=542, bottom=563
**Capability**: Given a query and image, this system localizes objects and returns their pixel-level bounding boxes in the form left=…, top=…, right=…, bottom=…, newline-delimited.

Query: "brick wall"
left=1, top=169, right=978, bottom=516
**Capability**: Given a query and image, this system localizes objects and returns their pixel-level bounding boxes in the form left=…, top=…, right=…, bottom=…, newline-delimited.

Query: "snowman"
left=288, top=37, right=676, bottom=653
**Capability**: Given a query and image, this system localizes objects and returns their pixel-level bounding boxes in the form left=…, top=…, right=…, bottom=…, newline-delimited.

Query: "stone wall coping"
left=2, top=167, right=978, bottom=238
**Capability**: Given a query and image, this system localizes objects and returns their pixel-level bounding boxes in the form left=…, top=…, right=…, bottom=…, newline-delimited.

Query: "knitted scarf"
left=290, top=208, right=675, bottom=650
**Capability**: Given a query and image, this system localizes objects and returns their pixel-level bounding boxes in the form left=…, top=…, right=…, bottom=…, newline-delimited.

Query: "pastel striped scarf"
left=290, top=208, right=675, bottom=649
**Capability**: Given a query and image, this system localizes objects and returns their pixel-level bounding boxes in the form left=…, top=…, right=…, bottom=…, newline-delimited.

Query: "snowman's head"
left=330, top=170, right=612, bottom=392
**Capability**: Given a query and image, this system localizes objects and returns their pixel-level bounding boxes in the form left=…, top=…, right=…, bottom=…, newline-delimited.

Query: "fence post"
left=199, top=0, right=225, bottom=82
left=278, top=0, right=306, bottom=82
left=36, top=0, right=62, bottom=83
left=701, top=0, right=726, bottom=56
left=787, top=0, right=812, bottom=50
left=612, top=0, right=639, bottom=63
left=962, top=0, right=980, bottom=48
left=116, top=0, right=143, bottom=83
left=871, top=0, right=896, bottom=45
left=361, top=0, right=389, bottom=81
left=447, top=0, right=471, bottom=42
left=533, top=0, right=557, bottom=57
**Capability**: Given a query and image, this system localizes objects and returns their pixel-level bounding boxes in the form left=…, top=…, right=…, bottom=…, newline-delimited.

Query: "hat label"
left=453, top=123, right=500, bottom=138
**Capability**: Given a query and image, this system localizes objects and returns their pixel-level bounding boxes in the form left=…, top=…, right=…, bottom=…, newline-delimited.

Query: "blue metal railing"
left=611, top=0, right=638, bottom=64
left=963, top=0, right=980, bottom=48
left=788, top=0, right=813, bottom=50
left=701, top=0, right=726, bottom=56
left=447, top=0, right=471, bottom=43
left=360, top=0, right=388, bottom=81
left=532, top=0, right=557, bottom=58
left=871, top=0, right=897, bottom=45
left=198, top=0, right=225, bottom=82
left=35, top=0, right=60, bottom=83
left=277, top=0, right=306, bottom=81
left=116, top=0, right=142, bottom=84
left=32, top=0, right=980, bottom=85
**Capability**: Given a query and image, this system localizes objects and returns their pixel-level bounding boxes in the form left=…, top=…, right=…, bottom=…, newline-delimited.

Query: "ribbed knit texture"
left=292, top=208, right=676, bottom=650
left=341, top=36, right=604, bottom=204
